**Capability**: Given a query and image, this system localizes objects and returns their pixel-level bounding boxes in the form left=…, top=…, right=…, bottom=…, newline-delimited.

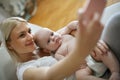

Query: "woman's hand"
left=76, top=12, right=103, bottom=55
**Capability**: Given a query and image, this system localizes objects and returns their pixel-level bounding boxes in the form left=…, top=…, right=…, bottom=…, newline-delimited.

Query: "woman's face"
left=8, top=22, right=36, bottom=55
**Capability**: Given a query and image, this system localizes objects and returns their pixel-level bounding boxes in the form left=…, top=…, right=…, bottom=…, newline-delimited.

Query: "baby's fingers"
left=97, top=40, right=109, bottom=55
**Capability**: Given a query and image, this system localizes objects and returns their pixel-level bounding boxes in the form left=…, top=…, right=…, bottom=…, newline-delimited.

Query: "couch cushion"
left=101, top=2, right=120, bottom=25
left=0, top=47, right=17, bottom=80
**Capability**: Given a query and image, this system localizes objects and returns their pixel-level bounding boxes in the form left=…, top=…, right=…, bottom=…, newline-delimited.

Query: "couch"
left=0, top=2, right=120, bottom=80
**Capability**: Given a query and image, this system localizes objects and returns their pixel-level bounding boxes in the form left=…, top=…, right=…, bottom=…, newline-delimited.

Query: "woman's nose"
left=27, top=33, right=33, bottom=40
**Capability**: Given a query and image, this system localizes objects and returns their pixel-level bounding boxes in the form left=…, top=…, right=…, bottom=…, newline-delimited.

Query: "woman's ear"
left=6, top=41, right=13, bottom=50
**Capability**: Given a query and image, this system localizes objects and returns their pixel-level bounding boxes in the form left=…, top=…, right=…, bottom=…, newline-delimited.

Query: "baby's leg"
left=75, top=67, right=107, bottom=80
left=75, top=66, right=92, bottom=80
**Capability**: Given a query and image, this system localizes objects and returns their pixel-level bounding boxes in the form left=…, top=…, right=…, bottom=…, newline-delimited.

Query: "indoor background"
left=29, top=0, right=120, bottom=31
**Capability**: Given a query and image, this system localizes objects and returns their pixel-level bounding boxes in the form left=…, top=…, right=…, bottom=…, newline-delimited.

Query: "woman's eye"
left=19, top=33, right=25, bottom=38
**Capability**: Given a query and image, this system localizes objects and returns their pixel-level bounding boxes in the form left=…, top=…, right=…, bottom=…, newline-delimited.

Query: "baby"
left=34, top=21, right=120, bottom=80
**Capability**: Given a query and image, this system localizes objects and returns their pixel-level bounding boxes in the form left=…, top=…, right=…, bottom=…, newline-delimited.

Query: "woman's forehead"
left=11, top=22, right=29, bottom=35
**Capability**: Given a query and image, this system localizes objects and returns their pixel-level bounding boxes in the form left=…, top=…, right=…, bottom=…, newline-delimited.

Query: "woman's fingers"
left=76, top=11, right=103, bottom=55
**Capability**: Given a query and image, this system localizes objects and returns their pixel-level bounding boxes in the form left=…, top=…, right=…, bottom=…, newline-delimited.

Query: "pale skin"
left=76, top=40, right=120, bottom=80
left=58, top=20, right=120, bottom=80
left=34, top=20, right=120, bottom=80
left=6, top=12, right=103, bottom=80
left=34, top=27, right=76, bottom=60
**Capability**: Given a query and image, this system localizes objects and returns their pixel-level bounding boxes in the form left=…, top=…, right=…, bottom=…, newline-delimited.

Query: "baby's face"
left=36, top=28, right=62, bottom=52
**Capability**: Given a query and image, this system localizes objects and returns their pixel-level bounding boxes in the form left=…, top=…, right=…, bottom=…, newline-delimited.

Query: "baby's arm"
left=92, top=40, right=120, bottom=80
left=102, top=51, right=120, bottom=80
left=56, top=20, right=78, bottom=35
left=54, top=53, right=65, bottom=61
left=104, top=51, right=120, bottom=80
left=76, top=66, right=108, bottom=80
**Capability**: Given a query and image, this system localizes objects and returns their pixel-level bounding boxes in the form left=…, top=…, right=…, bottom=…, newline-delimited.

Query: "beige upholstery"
left=0, top=2, right=120, bottom=80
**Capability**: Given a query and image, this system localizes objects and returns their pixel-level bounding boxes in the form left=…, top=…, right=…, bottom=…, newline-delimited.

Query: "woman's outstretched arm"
left=23, top=12, right=103, bottom=80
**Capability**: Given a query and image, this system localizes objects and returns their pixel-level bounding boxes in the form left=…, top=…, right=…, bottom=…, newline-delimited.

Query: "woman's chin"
left=29, top=45, right=36, bottom=52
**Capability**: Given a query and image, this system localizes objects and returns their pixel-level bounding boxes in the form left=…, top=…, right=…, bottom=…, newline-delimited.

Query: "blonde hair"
left=0, top=17, right=27, bottom=63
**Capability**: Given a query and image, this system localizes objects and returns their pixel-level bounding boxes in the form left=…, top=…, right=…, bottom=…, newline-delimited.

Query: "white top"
left=17, top=56, right=57, bottom=80
left=17, top=56, right=76, bottom=80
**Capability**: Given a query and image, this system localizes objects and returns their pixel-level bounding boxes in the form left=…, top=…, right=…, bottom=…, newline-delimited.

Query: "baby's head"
left=34, top=28, right=62, bottom=53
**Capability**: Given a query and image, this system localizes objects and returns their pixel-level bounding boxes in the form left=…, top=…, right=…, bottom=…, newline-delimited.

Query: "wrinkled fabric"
left=86, top=55, right=107, bottom=77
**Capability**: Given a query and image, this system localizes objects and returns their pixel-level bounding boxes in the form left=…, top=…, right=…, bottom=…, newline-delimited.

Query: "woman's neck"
left=19, top=52, right=37, bottom=62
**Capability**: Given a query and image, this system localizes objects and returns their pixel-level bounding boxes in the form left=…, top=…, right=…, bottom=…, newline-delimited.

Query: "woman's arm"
left=23, top=12, right=103, bottom=80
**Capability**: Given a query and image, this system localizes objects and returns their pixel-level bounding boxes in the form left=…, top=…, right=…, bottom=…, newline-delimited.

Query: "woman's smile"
left=25, top=40, right=35, bottom=46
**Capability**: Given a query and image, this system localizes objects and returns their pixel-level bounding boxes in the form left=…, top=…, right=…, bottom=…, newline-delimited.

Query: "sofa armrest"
left=101, top=2, right=120, bottom=25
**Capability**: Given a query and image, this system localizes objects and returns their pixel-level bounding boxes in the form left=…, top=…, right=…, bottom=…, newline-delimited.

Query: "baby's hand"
left=109, top=72, right=120, bottom=80
left=90, top=40, right=109, bottom=61
left=57, top=21, right=78, bottom=35
left=98, top=40, right=109, bottom=55
left=92, top=40, right=109, bottom=54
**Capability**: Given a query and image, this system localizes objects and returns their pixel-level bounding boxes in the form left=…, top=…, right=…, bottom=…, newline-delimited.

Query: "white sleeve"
left=17, top=64, right=36, bottom=80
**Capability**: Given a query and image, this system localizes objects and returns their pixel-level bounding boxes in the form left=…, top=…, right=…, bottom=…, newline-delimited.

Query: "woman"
left=0, top=12, right=103, bottom=80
